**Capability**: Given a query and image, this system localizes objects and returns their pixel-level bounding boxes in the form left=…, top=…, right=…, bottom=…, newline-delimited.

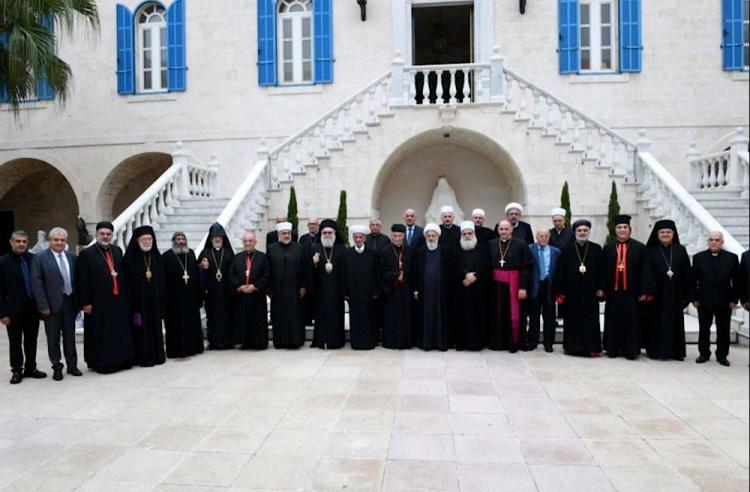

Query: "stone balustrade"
left=687, top=128, right=749, bottom=197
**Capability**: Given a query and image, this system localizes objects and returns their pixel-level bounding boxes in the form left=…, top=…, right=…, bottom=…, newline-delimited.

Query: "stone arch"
left=371, top=127, right=527, bottom=227
left=0, top=158, right=81, bottom=251
left=96, top=152, right=172, bottom=219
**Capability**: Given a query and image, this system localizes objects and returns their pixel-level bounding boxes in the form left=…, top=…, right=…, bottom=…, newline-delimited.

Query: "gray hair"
left=10, top=230, right=28, bottom=239
left=48, top=227, right=68, bottom=240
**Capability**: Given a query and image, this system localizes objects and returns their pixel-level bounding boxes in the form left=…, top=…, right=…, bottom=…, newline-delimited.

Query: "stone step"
left=170, top=207, right=227, bottom=216
left=695, top=199, right=749, bottom=209
left=702, top=208, right=750, bottom=218
left=174, top=199, right=230, bottom=209
left=168, top=214, right=225, bottom=224
left=708, top=216, right=748, bottom=227
left=690, top=190, right=745, bottom=200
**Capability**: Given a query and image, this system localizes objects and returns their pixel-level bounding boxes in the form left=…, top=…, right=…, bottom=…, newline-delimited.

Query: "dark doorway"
left=0, top=211, right=14, bottom=255
left=412, top=4, right=474, bottom=104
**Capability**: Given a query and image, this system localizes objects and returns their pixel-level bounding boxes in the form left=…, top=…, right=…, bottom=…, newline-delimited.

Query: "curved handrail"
left=268, top=70, right=391, bottom=158
left=504, top=67, right=637, bottom=150
left=640, top=152, right=744, bottom=256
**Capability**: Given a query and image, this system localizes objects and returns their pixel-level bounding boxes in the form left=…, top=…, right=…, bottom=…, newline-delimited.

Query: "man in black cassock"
left=122, top=226, right=166, bottom=367
left=299, top=217, right=320, bottom=326
left=413, top=223, right=452, bottom=351
left=0, top=231, right=46, bottom=384
left=488, top=220, right=532, bottom=352
left=366, top=218, right=392, bottom=253
left=548, top=207, right=573, bottom=251
left=740, top=250, right=750, bottom=312
left=380, top=224, right=413, bottom=349
left=642, top=220, right=692, bottom=361
left=162, top=232, right=204, bottom=358
left=198, top=223, right=234, bottom=350
left=344, top=225, right=380, bottom=349
left=471, top=209, right=495, bottom=245
left=693, top=231, right=739, bottom=366
left=229, top=231, right=270, bottom=350
left=310, top=219, right=347, bottom=349
left=454, top=222, right=488, bottom=351
left=438, top=206, right=461, bottom=251
left=602, top=215, right=655, bottom=360
left=77, top=221, right=133, bottom=373
left=504, top=202, right=534, bottom=245
left=267, top=221, right=309, bottom=348
left=552, top=219, right=605, bottom=357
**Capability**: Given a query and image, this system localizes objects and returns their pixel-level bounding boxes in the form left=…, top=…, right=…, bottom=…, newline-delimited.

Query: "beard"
left=576, top=235, right=589, bottom=244
left=426, top=240, right=438, bottom=251
left=140, top=245, right=152, bottom=252
left=460, top=237, right=477, bottom=251
left=172, top=245, right=188, bottom=255
left=97, top=240, right=110, bottom=249
left=321, top=237, right=335, bottom=248
left=279, top=237, right=292, bottom=245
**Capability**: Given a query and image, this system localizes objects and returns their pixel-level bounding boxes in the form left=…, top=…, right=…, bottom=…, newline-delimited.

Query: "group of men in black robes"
left=5, top=198, right=749, bottom=384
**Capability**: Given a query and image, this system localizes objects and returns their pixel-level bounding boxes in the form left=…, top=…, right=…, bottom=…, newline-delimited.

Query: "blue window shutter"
left=36, top=14, right=54, bottom=100
left=257, top=0, right=277, bottom=86
left=722, top=0, right=744, bottom=70
left=558, top=0, right=580, bottom=74
left=314, top=0, right=334, bottom=84
left=116, top=4, right=135, bottom=95
left=619, top=0, right=642, bottom=72
left=0, top=34, right=9, bottom=102
left=167, top=0, right=187, bottom=91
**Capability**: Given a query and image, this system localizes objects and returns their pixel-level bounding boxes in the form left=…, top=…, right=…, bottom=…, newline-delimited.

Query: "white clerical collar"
left=355, top=245, right=365, bottom=254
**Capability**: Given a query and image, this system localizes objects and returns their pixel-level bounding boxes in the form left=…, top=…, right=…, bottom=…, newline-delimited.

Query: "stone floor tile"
left=324, top=432, right=391, bottom=460
left=582, top=438, right=665, bottom=466
left=97, top=448, right=188, bottom=483
left=233, top=455, right=316, bottom=489
left=649, top=439, right=738, bottom=469
left=454, top=435, right=524, bottom=463
left=162, top=451, right=248, bottom=487
left=529, top=464, right=616, bottom=492
left=601, top=464, right=696, bottom=492
left=449, top=394, right=502, bottom=414
left=137, top=424, right=213, bottom=451
left=677, top=466, right=750, bottom=492
left=507, top=413, right=576, bottom=438
left=382, top=460, right=458, bottom=492
left=388, top=432, right=455, bottom=461
left=394, top=411, right=452, bottom=433
left=456, top=462, right=536, bottom=492
left=397, top=395, right=451, bottom=413
left=450, top=413, right=512, bottom=436
left=520, top=437, right=595, bottom=465
left=310, top=457, right=384, bottom=491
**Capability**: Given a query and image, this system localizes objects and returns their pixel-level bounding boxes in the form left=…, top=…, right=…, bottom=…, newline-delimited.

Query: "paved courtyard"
left=0, top=337, right=747, bottom=492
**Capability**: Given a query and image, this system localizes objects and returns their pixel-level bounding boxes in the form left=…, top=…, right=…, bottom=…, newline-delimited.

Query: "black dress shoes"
left=718, top=359, right=731, bottom=367
left=53, top=369, right=63, bottom=381
left=544, top=346, right=553, bottom=353
left=23, top=368, right=47, bottom=379
left=67, top=367, right=83, bottom=376
left=10, top=372, right=22, bottom=384
left=695, top=355, right=710, bottom=364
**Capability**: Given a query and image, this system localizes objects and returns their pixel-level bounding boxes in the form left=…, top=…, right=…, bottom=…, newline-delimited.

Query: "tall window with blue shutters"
left=116, top=0, right=187, bottom=95
left=558, top=0, right=642, bottom=75
left=258, top=0, right=334, bottom=86
left=722, top=0, right=749, bottom=71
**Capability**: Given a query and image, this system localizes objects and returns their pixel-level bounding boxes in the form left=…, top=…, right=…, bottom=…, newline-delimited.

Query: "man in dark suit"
left=740, top=250, right=749, bottom=312
left=31, top=227, right=81, bottom=380
left=527, top=229, right=561, bottom=352
left=693, top=231, right=739, bottom=366
left=404, top=209, right=424, bottom=249
left=0, top=230, right=46, bottom=384
left=548, top=207, right=573, bottom=251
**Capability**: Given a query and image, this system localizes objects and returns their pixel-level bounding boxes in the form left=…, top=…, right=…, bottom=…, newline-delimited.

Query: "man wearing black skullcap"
left=642, top=220, right=693, bottom=361
left=552, top=219, right=605, bottom=357
left=310, top=219, right=347, bottom=349
left=602, top=215, right=655, bottom=360
left=77, top=221, right=134, bottom=373
left=162, top=232, right=204, bottom=358
left=379, top=224, right=414, bottom=349
left=122, top=226, right=165, bottom=367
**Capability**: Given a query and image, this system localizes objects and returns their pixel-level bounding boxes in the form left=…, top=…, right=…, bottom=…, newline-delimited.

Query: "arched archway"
left=0, top=158, right=81, bottom=253
left=371, top=128, right=526, bottom=227
left=96, top=152, right=172, bottom=219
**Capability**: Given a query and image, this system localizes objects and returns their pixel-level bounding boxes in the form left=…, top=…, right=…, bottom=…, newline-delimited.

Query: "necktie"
left=58, top=253, right=73, bottom=296
left=407, top=227, right=413, bottom=245
left=539, top=247, right=547, bottom=280
left=20, top=257, right=32, bottom=298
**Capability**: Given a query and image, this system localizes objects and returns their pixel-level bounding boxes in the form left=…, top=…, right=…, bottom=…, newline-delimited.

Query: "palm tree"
left=0, top=0, right=99, bottom=113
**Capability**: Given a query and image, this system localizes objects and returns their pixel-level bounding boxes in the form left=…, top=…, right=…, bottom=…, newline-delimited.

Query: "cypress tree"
left=560, top=181, right=572, bottom=226
left=605, top=181, right=620, bottom=245
left=287, top=186, right=299, bottom=236
left=336, top=190, right=349, bottom=246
